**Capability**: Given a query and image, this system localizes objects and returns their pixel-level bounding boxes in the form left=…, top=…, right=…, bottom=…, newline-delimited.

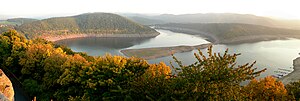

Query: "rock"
left=293, top=57, right=300, bottom=69
left=0, top=69, right=14, bottom=101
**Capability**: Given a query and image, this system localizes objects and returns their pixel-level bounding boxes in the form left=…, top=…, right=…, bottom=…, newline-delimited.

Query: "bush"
left=286, top=80, right=300, bottom=100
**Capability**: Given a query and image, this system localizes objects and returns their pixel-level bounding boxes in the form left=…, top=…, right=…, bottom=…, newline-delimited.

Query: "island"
left=121, top=43, right=212, bottom=60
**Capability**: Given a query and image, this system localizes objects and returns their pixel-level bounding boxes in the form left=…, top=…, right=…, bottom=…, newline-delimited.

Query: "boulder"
left=0, top=69, right=14, bottom=101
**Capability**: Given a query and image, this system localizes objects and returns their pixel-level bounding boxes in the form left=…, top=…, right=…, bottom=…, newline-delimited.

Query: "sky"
left=1, top=0, right=300, bottom=19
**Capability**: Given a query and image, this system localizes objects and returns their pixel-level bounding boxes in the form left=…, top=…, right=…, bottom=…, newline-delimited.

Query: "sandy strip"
left=121, top=43, right=212, bottom=60
left=41, top=33, right=160, bottom=42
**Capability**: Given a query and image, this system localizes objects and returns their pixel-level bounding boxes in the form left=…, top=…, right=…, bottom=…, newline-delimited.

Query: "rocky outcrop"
left=0, top=69, right=14, bottom=101
left=280, top=57, right=300, bottom=85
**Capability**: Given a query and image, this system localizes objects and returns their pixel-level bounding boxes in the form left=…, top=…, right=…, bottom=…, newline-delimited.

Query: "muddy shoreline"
left=41, top=33, right=160, bottom=42
left=121, top=43, right=212, bottom=60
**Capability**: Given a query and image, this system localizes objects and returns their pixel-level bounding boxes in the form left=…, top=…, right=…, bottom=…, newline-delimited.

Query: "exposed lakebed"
left=56, top=29, right=300, bottom=77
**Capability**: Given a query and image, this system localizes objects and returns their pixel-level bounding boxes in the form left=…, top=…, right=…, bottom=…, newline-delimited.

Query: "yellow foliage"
left=146, top=62, right=171, bottom=78
left=243, top=76, right=289, bottom=100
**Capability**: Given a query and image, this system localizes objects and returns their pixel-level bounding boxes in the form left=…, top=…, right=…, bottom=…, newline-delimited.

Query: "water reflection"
left=56, top=37, right=153, bottom=56
left=56, top=29, right=210, bottom=56
left=56, top=29, right=300, bottom=77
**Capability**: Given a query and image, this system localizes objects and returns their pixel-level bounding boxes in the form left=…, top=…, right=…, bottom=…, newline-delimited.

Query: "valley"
left=2, top=12, right=300, bottom=100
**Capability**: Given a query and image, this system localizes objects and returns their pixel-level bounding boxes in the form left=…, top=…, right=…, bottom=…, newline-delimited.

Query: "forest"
left=15, top=13, right=157, bottom=39
left=1, top=30, right=300, bottom=100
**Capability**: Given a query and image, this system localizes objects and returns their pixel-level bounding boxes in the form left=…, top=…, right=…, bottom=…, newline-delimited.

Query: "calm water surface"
left=56, top=29, right=300, bottom=77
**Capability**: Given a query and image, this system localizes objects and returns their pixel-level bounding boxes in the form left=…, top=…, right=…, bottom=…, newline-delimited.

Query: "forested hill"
left=156, top=23, right=300, bottom=44
left=17, top=13, right=158, bottom=38
left=127, top=13, right=300, bottom=29
left=0, top=18, right=37, bottom=26
left=7, top=18, right=38, bottom=25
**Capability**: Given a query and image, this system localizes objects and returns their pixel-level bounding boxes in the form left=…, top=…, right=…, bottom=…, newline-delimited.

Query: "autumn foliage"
left=0, top=30, right=297, bottom=100
left=243, top=76, right=289, bottom=100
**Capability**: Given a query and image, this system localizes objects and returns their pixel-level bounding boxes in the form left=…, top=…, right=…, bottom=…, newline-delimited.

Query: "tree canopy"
left=16, top=13, right=158, bottom=39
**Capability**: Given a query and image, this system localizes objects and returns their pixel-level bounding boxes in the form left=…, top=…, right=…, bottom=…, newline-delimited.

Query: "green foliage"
left=17, top=13, right=157, bottom=39
left=56, top=55, right=150, bottom=100
left=168, top=46, right=266, bottom=100
left=128, top=46, right=267, bottom=100
left=286, top=80, right=300, bottom=100
left=0, top=18, right=37, bottom=26
left=7, top=18, right=38, bottom=25
left=0, top=30, right=28, bottom=75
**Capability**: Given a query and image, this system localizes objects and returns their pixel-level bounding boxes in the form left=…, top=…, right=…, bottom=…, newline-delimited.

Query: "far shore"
left=155, top=26, right=300, bottom=44
left=41, top=33, right=160, bottom=42
left=121, top=43, right=212, bottom=60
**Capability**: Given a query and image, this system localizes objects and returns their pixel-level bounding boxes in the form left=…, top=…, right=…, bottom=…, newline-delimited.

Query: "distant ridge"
left=127, top=13, right=300, bottom=29
left=16, top=13, right=159, bottom=39
left=7, top=18, right=38, bottom=25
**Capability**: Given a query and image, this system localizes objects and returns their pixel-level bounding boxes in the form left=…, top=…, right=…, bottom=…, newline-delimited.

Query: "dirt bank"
left=41, top=33, right=160, bottom=42
left=121, top=43, right=212, bottom=60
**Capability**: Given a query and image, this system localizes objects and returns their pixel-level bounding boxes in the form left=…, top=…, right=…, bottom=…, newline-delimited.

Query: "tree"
left=146, top=62, right=171, bottom=78
left=56, top=55, right=150, bottom=100
left=0, top=30, right=28, bottom=75
left=286, top=80, right=300, bottom=100
left=128, top=62, right=172, bottom=100
left=128, top=45, right=267, bottom=100
left=168, top=45, right=266, bottom=100
left=243, top=76, right=290, bottom=100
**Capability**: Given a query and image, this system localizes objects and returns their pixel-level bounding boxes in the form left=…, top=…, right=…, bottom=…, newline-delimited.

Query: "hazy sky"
left=1, top=0, right=299, bottom=19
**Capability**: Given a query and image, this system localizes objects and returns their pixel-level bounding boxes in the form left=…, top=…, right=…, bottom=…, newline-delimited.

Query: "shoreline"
left=155, top=26, right=300, bottom=44
left=280, top=57, right=300, bottom=85
left=154, top=26, right=219, bottom=44
left=41, top=33, right=160, bottom=42
left=121, top=43, right=212, bottom=60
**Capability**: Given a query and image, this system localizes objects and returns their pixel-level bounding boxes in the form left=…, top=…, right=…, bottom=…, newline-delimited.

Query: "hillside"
left=127, top=16, right=165, bottom=25
left=7, top=18, right=38, bottom=25
left=0, top=18, right=37, bottom=26
left=17, top=13, right=159, bottom=39
left=155, top=23, right=300, bottom=44
left=127, top=13, right=300, bottom=29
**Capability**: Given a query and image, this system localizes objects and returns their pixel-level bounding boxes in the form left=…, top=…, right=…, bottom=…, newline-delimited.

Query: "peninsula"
left=155, top=23, right=300, bottom=44
left=121, top=43, right=212, bottom=60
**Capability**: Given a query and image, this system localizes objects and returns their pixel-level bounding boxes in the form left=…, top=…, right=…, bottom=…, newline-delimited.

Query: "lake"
left=56, top=29, right=300, bottom=77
